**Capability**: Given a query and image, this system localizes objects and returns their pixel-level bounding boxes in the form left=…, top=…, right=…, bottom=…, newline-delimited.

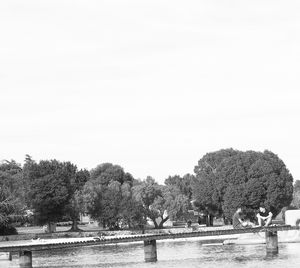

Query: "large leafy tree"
left=133, top=177, right=190, bottom=228
left=163, top=185, right=190, bottom=222
left=23, top=156, right=89, bottom=230
left=192, top=149, right=238, bottom=225
left=132, top=177, right=165, bottom=228
left=25, top=159, right=77, bottom=229
left=0, top=160, right=25, bottom=205
left=0, top=188, right=18, bottom=235
left=65, top=169, right=90, bottom=231
left=117, top=181, right=147, bottom=229
left=0, top=160, right=25, bottom=234
left=164, top=174, right=195, bottom=222
left=83, top=163, right=138, bottom=229
left=193, top=149, right=294, bottom=223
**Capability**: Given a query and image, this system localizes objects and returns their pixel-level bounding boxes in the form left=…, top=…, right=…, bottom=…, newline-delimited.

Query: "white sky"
left=1, top=0, right=300, bottom=183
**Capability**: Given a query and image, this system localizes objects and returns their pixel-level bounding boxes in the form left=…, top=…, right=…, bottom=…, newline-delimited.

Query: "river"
left=2, top=239, right=300, bottom=268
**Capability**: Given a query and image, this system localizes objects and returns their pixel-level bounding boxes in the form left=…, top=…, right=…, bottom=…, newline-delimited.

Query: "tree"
left=191, top=173, right=218, bottom=226
left=291, top=180, right=300, bottom=208
left=90, top=163, right=133, bottom=186
left=0, top=160, right=25, bottom=234
left=23, top=155, right=36, bottom=207
left=133, top=177, right=190, bottom=228
left=164, top=174, right=195, bottom=223
left=24, top=156, right=89, bottom=231
left=0, top=188, right=18, bottom=234
left=164, top=174, right=195, bottom=200
left=65, top=169, right=90, bottom=231
left=193, top=149, right=294, bottom=224
left=192, top=149, right=238, bottom=225
left=163, top=185, right=190, bottom=222
left=0, top=160, right=24, bottom=204
left=26, top=160, right=77, bottom=230
left=83, top=163, right=136, bottom=229
left=118, top=182, right=147, bottom=229
left=132, top=177, right=164, bottom=228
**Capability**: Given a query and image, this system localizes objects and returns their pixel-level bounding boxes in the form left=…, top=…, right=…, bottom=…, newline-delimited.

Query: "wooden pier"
left=0, top=225, right=299, bottom=267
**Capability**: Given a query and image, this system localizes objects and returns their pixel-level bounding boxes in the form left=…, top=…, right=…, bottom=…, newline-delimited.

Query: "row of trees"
left=0, top=149, right=297, bottom=234
left=0, top=156, right=194, bottom=233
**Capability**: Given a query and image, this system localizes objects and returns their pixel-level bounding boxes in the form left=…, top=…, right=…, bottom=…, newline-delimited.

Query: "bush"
left=0, top=225, right=18, bottom=235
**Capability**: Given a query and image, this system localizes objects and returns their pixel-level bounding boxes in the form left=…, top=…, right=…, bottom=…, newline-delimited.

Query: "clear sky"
left=1, top=0, right=300, bottom=184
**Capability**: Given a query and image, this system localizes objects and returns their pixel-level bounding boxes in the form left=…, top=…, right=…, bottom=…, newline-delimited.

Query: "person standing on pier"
left=256, top=206, right=273, bottom=227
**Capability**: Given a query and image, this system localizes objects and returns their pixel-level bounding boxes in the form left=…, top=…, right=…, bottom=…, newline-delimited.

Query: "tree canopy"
left=133, top=176, right=190, bottom=228
left=0, top=160, right=24, bottom=234
left=164, top=174, right=195, bottom=200
left=25, top=159, right=77, bottom=226
left=0, top=148, right=296, bottom=233
left=83, top=163, right=139, bottom=229
left=65, top=168, right=90, bottom=231
left=193, top=149, right=294, bottom=222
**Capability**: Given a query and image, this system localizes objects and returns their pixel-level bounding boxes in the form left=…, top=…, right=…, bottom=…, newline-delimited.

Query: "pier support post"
left=19, top=250, right=32, bottom=268
left=144, top=239, right=157, bottom=262
left=265, top=230, right=278, bottom=255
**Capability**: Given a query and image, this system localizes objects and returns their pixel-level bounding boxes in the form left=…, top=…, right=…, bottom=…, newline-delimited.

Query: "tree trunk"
left=158, top=216, right=169, bottom=229
left=206, top=214, right=214, bottom=226
left=69, top=219, right=82, bottom=232
left=223, top=216, right=231, bottom=225
left=151, top=217, right=159, bottom=229
left=46, top=222, right=56, bottom=233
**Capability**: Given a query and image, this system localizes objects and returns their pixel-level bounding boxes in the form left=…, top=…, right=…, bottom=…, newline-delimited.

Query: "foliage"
left=25, top=159, right=77, bottom=226
left=83, top=163, right=138, bottom=229
left=132, top=177, right=163, bottom=228
left=193, top=149, right=294, bottom=222
left=65, top=168, right=90, bottom=231
left=133, top=177, right=190, bottom=228
left=90, top=163, right=133, bottom=186
left=192, top=149, right=239, bottom=219
left=0, top=188, right=18, bottom=234
left=22, top=155, right=36, bottom=206
left=23, top=156, right=90, bottom=230
left=0, top=160, right=25, bottom=235
left=0, top=160, right=25, bottom=207
left=291, top=180, right=300, bottom=208
left=118, top=182, right=147, bottom=229
left=164, top=174, right=195, bottom=200
left=163, top=185, right=190, bottom=221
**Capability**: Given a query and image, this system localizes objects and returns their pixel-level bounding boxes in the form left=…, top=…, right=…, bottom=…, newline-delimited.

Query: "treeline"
left=0, top=149, right=298, bottom=235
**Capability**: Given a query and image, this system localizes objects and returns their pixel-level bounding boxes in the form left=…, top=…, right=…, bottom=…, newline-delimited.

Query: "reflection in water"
left=2, top=240, right=300, bottom=268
